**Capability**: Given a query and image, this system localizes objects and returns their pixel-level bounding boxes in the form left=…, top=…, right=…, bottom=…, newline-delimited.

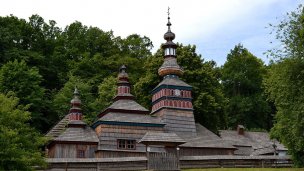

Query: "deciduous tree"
left=0, top=93, right=46, bottom=170
left=221, top=44, right=271, bottom=130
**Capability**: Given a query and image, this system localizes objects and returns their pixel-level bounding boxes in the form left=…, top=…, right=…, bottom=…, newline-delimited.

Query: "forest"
left=0, top=4, right=304, bottom=170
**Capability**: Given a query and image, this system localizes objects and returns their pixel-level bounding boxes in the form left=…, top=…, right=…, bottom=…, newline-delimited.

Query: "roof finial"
left=74, top=86, right=79, bottom=95
left=119, top=65, right=127, bottom=73
left=167, top=7, right=171, bottom=30
left=167, top=7, right=170, bottom=18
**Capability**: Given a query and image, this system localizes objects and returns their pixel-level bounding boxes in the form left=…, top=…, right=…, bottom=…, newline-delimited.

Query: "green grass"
left=183, top=168, right=304, bottom=171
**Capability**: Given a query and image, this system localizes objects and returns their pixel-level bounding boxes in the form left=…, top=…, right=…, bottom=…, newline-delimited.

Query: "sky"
left=0, top=0, right=302, bottom=66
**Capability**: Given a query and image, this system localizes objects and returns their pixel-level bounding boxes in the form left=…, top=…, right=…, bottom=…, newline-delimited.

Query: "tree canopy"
left=265, top=5, right=304, bottom=167
left=221, top=44, right=272, bottom=130
left=0, top=92, right=46, bottom=170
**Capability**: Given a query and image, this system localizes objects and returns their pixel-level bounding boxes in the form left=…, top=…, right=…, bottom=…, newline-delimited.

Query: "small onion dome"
left=118, top=65, right=129, bottom=81
left=164, top=17, right=175, bottom=41
left=70, top=87, right=81, bottom=105
left=158, top=57, right=184, bottom=77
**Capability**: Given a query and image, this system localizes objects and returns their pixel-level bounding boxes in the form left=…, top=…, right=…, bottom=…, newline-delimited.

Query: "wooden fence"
left=43, top=155, right=292, bottom=171
left=180, top=155, right=293, bottom=169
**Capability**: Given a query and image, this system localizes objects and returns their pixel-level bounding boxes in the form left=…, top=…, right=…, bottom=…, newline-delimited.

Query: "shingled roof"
left=99, top=112, right=162, bottom=124
left=153, top=76, right=191, bottom=91
left=45, top=115, right=69, bottom=139
left=139, top=132, right=186, bottom=146
left=220, top=130, right=287, bottom=155
left=108, top=99, right=148, bottom=112
left=54, top=126, right=99, bottom=143
left=181, top=124, right=235, bottom=149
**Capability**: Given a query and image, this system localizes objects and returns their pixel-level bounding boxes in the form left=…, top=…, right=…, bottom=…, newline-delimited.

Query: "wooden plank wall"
left=180, top=148, right=234, bottom=156
left=95, top=124, right=163, bottom=158
left=52, top=144, right=97, bottom=158
left=155, top=109, right=197, bottom=138
left=96, top=151, right=145, bottom=158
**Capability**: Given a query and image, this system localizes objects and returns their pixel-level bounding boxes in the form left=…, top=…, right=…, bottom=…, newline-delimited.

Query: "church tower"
left=151, top=11, right=197, bottom=138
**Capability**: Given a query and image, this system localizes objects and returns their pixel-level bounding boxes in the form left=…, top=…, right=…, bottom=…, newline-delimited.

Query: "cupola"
left=158, top=9, right=183, bottom=77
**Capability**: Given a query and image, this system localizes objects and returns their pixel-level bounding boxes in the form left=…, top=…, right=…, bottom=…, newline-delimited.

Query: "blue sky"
left=0, top=0, right=302, bottom=66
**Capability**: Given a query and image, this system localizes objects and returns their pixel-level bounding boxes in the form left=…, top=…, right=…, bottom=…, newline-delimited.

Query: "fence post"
left=176, top=146, right=180, bottom=170
left=146, top=145, right=150, bottom=170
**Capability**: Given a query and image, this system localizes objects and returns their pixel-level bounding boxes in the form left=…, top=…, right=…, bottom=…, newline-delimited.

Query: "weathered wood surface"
left=45, top=157, right=147, bottom=171
left=154, top=109, right=197, bottom=138
left=49, top=144, right=97, bottom=158
left=148, top=152, right=179, bottom=170
left=180, top=147, right=234, bottom=156
left=180, top=155, right=293, bottom=169
left=95, top=124, right=164, bottom=157
left=44, top=155, right=292, bottom=171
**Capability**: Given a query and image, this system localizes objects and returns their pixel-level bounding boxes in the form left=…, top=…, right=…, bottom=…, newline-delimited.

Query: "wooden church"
left=45, top=13, right=288, bottom=170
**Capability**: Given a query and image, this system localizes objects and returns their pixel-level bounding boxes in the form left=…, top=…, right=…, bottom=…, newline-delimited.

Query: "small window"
left=117, top=139, right=136, bottom=150
left=77, top=149, right=85, bottom=158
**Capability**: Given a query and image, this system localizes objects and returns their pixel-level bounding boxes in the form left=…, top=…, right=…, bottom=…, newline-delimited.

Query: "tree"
left=265, top=5, right=304, bottom=166
left=221, top=44, right=271, bottom=130
left=0, top=60, right=46, bottom=130
left=93, top=76, right=117, bottom=113
left=134, top=44, right=227, bottom=132
left=0, top=92, right=46, bottom=170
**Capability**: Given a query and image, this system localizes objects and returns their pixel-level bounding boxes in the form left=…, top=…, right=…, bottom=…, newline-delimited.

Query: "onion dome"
left=163, top=17, right=176, bottom=42
left=118, top=65, right=129, bottom=82
left=70, top=87, right=81, bottom=106
left=162, top=14, right=177, bottom=50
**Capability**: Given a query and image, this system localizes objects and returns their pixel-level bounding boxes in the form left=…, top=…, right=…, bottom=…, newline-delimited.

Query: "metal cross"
left=167, top=7, right=170, bottom=17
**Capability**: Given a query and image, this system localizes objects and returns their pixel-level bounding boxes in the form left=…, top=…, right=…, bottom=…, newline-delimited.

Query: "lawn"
left=183, top=168, right=303, bottom=171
